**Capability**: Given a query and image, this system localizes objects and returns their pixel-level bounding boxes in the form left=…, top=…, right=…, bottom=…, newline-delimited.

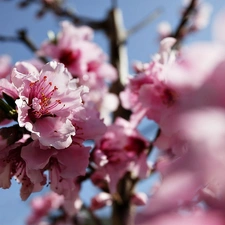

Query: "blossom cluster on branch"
left=1, top=0, right=225, bottom=225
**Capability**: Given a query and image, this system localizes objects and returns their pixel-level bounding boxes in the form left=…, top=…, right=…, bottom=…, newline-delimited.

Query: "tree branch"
left=172, top=0, right=198, bottom=49
left=0, top=29, right=48, bottom=63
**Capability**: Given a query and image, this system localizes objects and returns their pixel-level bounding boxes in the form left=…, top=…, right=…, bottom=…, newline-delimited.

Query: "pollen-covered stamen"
left=34, top=99, right=63, bottom=119
left=29, top=76, right=48, bottom=99
left=28, top=76, right=62, bottom=119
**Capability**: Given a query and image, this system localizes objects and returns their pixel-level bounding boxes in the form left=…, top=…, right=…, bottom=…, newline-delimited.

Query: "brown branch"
left=17, top=0, right=106, bottom=29
left=172, top=0, right=198, bottom=49
left=52, top=7, right=106, bottom=30
left=0, top=29, right=48, bottom=63
left=83, top=204, right=104, bottom=225
left=37, top=1, right=107, bottom=30
left=17, top=29, right=48, bottom=63
left=17, top=29, right=38, bottom=52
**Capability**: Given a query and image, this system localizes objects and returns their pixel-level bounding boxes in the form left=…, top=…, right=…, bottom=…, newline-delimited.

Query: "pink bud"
left=90, top=192, right=112, bottom=210
left=131, top=192, right=148, bottom=206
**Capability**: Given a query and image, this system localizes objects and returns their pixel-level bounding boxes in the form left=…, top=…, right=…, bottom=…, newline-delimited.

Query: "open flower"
left=12, top=61, right=88, bottom=149
left=21, top=140, right=90, bottom=198
left=91, top=117, right=150, bottom=193
left=38, top=21, right=118, bottom=124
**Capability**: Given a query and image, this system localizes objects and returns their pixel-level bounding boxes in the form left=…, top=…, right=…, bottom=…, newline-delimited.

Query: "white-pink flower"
left=38, top=21, right=116, bottom=84
left=91, top=117, right=150, bottom=193
left=21, top=140, right=90, bottom=198
left=26, top=192, right=64, bottom=225
left=12, top=61, right=88, bottom=149
left=121, top=38, right=225, bottom=127
left=38, top=21, right=118, bottom=124
left=90, top=192, right=112, bottom=210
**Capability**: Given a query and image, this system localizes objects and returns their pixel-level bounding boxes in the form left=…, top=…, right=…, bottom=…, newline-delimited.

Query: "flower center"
left=161, top=88, right=177, bottom=107
left=87, top=61, right=99, bottom=72
left=124, top=137, right=147, bottom=155
left=59, top=49, right=79, bottom=67
left=28, top=76, right=62, bottom=120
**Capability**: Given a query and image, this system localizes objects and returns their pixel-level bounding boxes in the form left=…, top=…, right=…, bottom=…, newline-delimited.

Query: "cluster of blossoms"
left=0, top=21, right=119, bottom=204
left=2, top=1, right=225, bottom=225
left=38, top=21, right=118, bottom=125
left=120, top=8, right=225, bottom=225
left=0, top=59, right=106, bottom=202
left=157, top=0, right=212, bottom=40
left=0, top=19, right=152, bottom=224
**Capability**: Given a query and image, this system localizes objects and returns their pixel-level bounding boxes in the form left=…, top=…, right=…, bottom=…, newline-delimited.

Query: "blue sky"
left=0, top=0, right=224, bottom=224
left=1, top=0, right=224, bottom=64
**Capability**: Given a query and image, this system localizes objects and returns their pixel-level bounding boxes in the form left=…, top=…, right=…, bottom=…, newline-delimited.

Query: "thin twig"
left=16, top=0, right=106, bottom=30
left=172, top=0, right=197, bottom=49
left=56, top=8, right=106, bottom=30
left=44, top=2, right=106, bottom=30
left=17, top=29, right=48, bottom=63
left=17, top=29, right=38, bottom=52
left=0, top=30, right=48, bottom=63
left=127, top=8, right=163, bottom=37
left=0, top=35, right=19, bottom=42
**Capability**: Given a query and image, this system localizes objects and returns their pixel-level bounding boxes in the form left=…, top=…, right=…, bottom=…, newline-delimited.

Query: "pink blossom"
left=21, top=140, right=90, bottom=198
left=136, top=209, right=225, bottom=225
left=120, top=38, right=177, bottom=125
left=0, top=77, right=18, bottom=100
left=0, top=60, right=106, bottom=199
left=131, top=192, right=148, bottom=206
left=190, top=2, right=212, bottom=31
left=38, top=21, right=116, bottom=83
left=122, top=38, right=225, bottom=127
left=0, top=132, right=44, bottom=200
left=172, top=108, right=225, bottom=208
left=154, top=43, right=225, bottom=148
left=157, top=21, right=172, bottom=40
left=26, top=192, right=64, bottom=225
left=91, top=117, right=150, bottom=193
left=127, top=37, right=225, bottom=222
left=12, top=61, right=88, bottom=149
left=0, top=131, right=26, bottom=190
left=144, top=107, right=225, bottom=221
left=182, top=0, right=212, bottom=32
left=20, top=177, right=44, bottom=201
left=213, top=8, right=225, bottom=44
left=71, top=104, right=107, bottom=143
left=38, top=21, right=118, bottom=123
left=25, top=184, right=82, bottom=224
left=98, top=93, right=119, bottom=125
left=90, top=192, right=112, bottom=210
left=90, top=169, right=110, bottom=191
